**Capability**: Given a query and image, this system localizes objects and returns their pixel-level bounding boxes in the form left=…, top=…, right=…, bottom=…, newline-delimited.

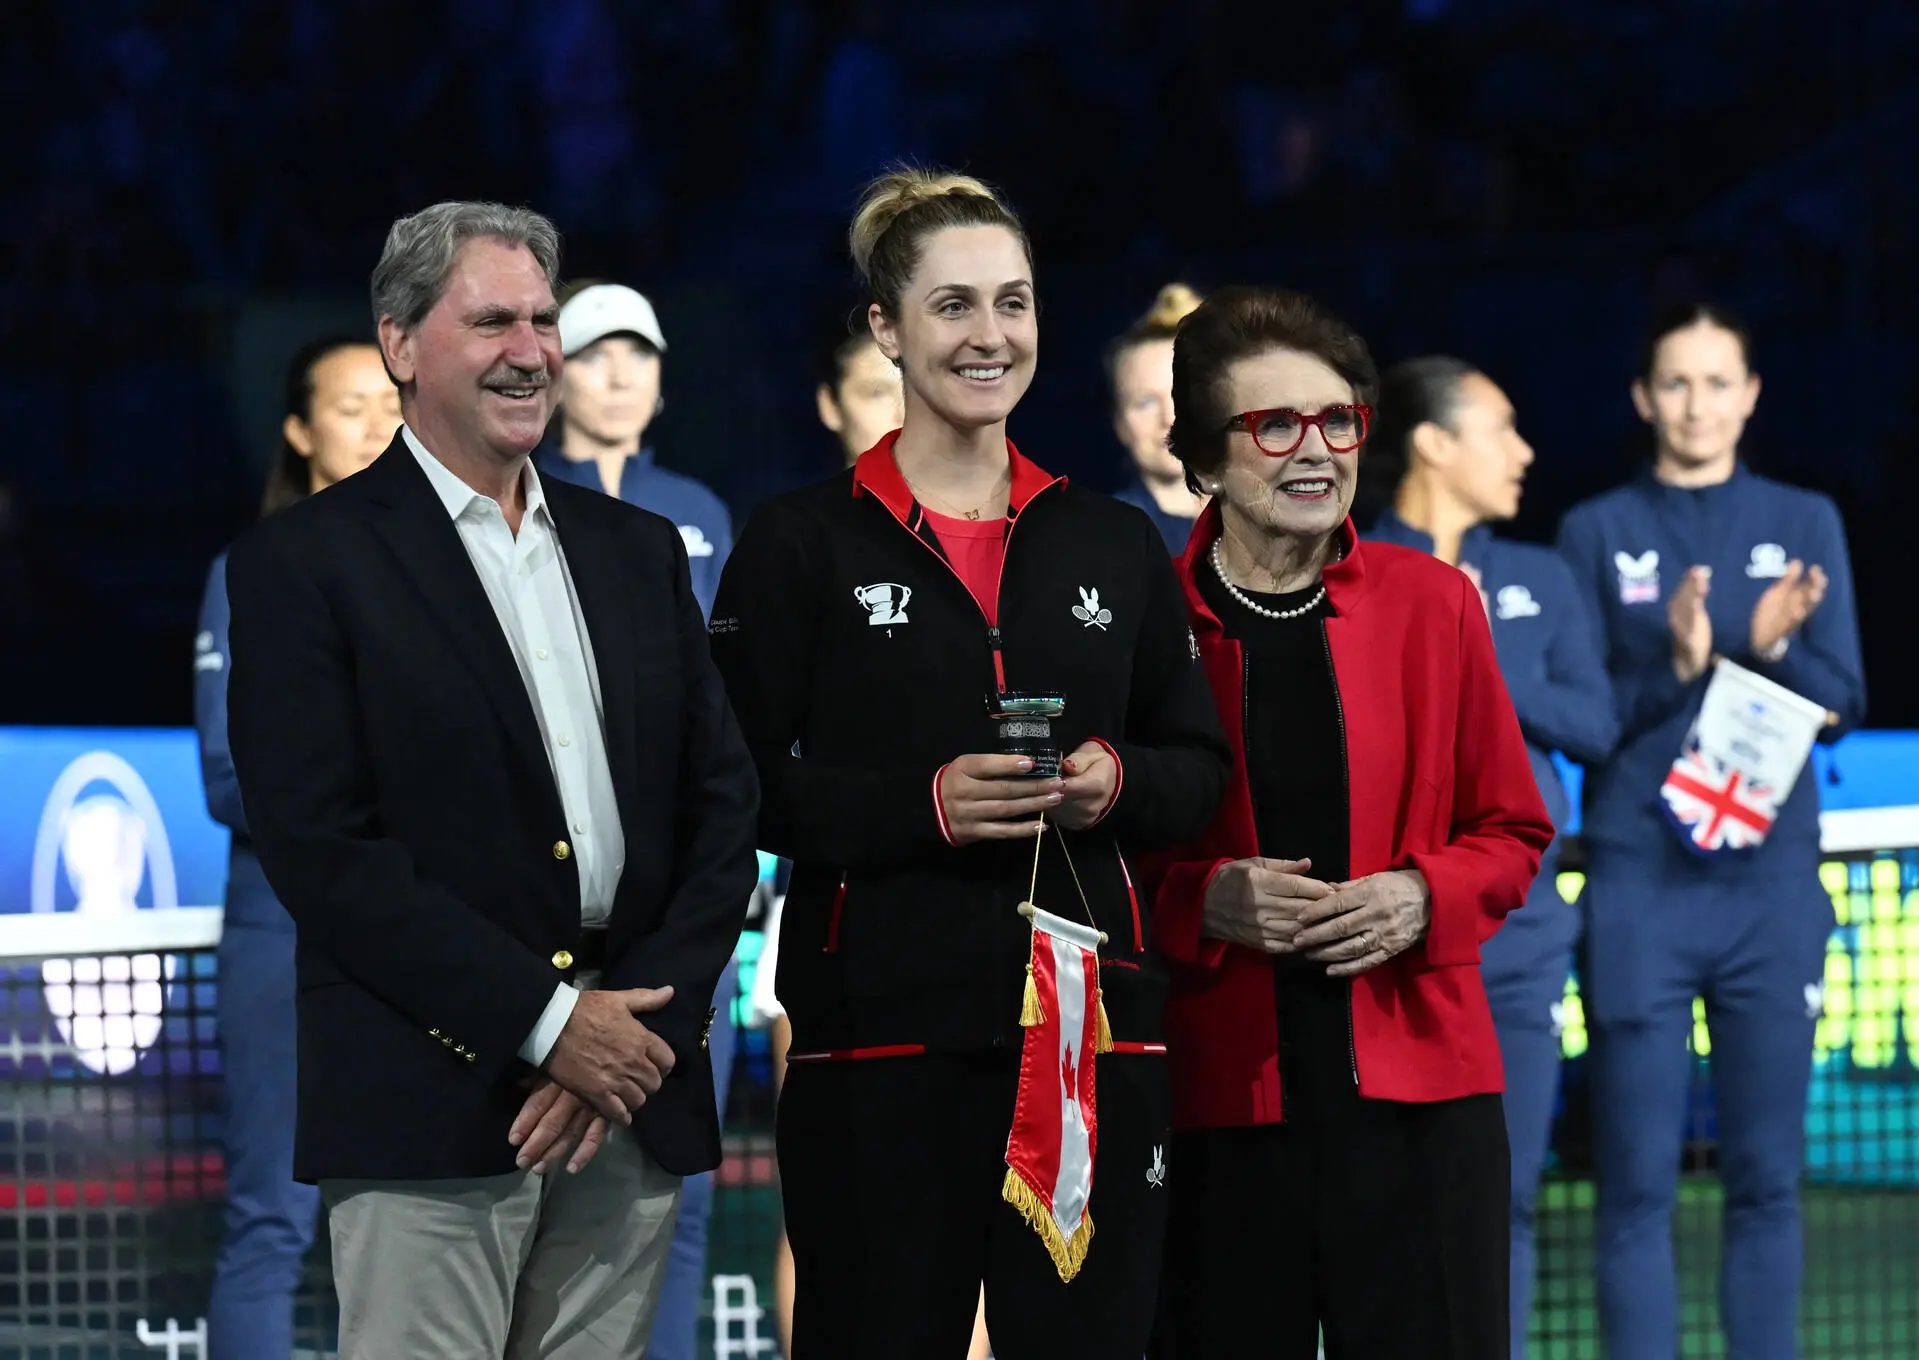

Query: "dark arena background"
left=3, top=3, right=1917, bottom=1357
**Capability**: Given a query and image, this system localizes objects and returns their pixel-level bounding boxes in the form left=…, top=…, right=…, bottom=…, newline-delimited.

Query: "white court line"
left=0, top=905, right=223, bottom=960
left=1818, top=805, right=1919, bottom=857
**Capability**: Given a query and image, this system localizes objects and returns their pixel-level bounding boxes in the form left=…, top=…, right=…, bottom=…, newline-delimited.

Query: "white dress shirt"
left=404, top=427, right=624, bottom=1065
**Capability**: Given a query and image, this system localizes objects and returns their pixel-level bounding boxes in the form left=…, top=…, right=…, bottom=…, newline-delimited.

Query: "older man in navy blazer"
left=225, top=200, right=759, bottom=1358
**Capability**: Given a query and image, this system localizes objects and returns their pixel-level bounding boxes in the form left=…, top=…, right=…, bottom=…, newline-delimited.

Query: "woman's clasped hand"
left=1202, top=857, right=1431, bottom=975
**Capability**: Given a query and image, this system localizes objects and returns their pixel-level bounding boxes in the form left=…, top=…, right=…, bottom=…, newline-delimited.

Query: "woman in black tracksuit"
left=709, top=169, right=1231, bottom=1359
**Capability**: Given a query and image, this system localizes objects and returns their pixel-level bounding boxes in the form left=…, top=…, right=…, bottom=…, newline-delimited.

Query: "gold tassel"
left=1002, top=1166, right=1095, bottom=1282
left=1094, top=984, right=1113, bottom=1055
left=1020, top=957, right=1045, bottom=1027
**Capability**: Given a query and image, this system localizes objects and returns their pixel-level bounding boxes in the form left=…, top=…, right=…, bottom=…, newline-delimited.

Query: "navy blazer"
left=224, top=436, right=760, bottom=1181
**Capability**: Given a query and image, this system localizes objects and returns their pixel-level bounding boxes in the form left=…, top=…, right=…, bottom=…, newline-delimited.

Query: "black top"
left=1196, top=552, right=1356, bottom=1112
left=709, top=459, right=1233, bottom=1056
left=1194, top=562, right=1347, bottom=882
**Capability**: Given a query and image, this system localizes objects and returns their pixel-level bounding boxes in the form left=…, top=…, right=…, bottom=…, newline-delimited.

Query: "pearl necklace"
left=1210, top=539, right=1327, bottom=620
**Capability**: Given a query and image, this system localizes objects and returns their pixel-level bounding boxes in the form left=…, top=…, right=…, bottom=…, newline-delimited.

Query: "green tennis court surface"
left=1521, top=1179, right=1918, bottom=1358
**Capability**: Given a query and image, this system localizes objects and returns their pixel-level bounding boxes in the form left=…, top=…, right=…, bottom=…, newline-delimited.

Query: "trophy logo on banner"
left=31, top=752, right=180, bottom=1075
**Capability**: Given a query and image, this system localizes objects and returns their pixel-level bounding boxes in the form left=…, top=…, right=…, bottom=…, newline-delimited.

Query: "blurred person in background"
left=1558, top=304, right=1865, bottom=1360
left=1147, top=288, right=1553, bottom=1358
left=1364, top=356, right=1617, bottom=1356
left=815, top=316, right=906, bottom=469
left=711, top=168, right=1231, bottom=1359
left=536, top=276, right=739, bottom=1360
left=536, top=280, right=732, bottom=618
left=1108, top=284, right=1207, bottom=553
left=195, top=335, right=400, bottom=1358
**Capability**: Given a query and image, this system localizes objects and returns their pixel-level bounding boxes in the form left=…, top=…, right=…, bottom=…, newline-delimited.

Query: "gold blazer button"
left=552, top=950, right=574, bottom=971
left=553, top=840, right=571, bottom=861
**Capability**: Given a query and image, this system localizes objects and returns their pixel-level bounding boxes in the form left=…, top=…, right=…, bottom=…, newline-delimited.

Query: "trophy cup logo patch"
left=854, top=581, right=912, bottom=626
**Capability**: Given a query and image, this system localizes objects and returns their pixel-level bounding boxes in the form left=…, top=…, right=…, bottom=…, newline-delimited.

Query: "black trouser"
left=1155, top=969, right=1511, bottom=1360
left=779, top=1048, right=1170, bottom=1359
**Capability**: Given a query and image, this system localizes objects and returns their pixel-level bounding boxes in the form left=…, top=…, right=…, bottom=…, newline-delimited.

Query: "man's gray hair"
left=370, top=201, right=563, bottom=331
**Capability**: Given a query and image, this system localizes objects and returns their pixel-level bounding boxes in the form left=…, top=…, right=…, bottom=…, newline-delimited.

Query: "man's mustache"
left=482, top=366, right=550, bottom=387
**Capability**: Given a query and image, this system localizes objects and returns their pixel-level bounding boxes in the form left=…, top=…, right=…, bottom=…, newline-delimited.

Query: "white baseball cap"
left=559, top=283, right=667, bottom=357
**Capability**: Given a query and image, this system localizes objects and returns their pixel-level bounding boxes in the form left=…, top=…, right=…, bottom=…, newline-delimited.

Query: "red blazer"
left=1145, top=507, right=1553, bottom=1129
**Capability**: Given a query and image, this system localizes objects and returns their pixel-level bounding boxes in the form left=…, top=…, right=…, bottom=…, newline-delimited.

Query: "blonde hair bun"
left=1104, top=282, right=1207, bottom=390
left=1141, top=282, right=1203, bottom=331
left=849, top=167, right=1008, bottom=283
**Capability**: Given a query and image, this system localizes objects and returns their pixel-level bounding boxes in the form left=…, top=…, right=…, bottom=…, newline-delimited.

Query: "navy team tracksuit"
left=197, top=554, right=319, bottom=1359
left=1557, top=466, right=1865, bottom=1359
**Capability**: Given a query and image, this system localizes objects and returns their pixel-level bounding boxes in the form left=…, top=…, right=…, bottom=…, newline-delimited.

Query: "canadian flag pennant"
left=1003, top=904, right=1110, bottom=1282
left=1658, top=659, right=1825, bottom=859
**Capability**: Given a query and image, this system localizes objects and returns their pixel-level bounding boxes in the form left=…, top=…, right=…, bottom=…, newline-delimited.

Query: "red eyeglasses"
left=1224, top=404, right=1372, bottom=456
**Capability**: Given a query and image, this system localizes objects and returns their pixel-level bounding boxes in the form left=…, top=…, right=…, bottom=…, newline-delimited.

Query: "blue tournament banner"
left=0, top=727, right=230, bottom=919
left=0, top=727, right=230, bottom=1082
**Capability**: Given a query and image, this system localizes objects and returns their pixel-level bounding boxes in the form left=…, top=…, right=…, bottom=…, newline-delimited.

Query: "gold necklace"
left=902, top=464, right=1011, bottom=521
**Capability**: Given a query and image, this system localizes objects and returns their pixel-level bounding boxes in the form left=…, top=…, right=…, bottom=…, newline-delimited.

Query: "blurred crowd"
left=9, top=0, right=1912, bottom=303
left=3, top=0, right=1918, bottom=725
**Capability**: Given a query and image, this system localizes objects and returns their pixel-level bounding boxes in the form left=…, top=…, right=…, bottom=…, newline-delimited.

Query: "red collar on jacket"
left=1175, top=498, right=1367, bottom=633
left=851, top=429, right=1060, bottom=523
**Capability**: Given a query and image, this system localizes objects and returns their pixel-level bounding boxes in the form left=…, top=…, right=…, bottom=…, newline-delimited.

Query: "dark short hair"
left=1168, top=286, right=1378, bottom=494
left=1356, top=355, right=1481, bottom=525
left=1640, top=301, right=1754, bottom=380
left=261, top=336, right=385, bottom=517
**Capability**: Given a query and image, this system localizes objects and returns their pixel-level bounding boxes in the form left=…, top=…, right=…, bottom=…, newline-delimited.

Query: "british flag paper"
left=1661, top=741, right=1783, bottom=853
left=1660, top=659, right=1826, bottom=858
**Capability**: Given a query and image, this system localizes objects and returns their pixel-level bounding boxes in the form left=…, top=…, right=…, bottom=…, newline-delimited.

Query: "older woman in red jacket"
left=1145, top=287, right=1552, bottom=1360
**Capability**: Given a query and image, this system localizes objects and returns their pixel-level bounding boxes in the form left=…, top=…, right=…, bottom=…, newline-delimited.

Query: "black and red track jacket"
left=708, top=434, right=1232, bottom=1057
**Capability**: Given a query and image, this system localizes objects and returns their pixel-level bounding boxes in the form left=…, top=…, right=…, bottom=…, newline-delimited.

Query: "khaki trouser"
left=322, top=1129, right=681, bottom=1359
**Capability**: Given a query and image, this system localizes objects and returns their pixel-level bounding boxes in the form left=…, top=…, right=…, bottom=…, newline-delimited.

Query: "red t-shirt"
left=923, top=509, right=1008, bottom=624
